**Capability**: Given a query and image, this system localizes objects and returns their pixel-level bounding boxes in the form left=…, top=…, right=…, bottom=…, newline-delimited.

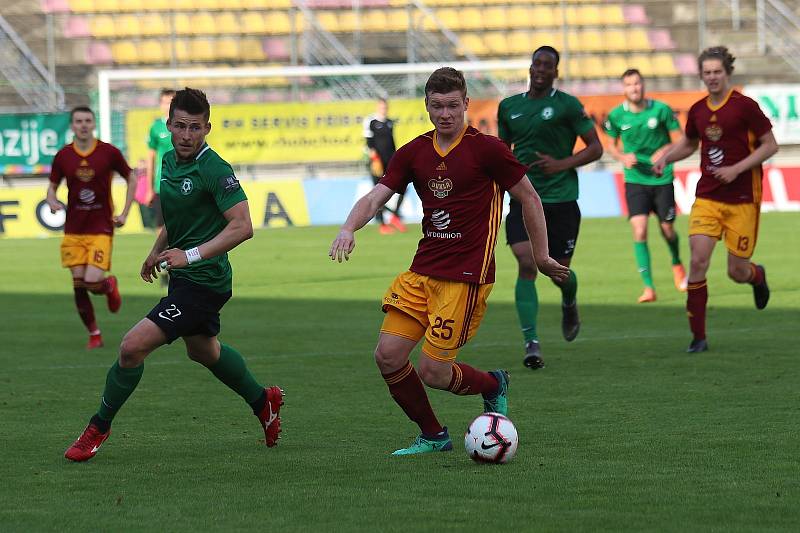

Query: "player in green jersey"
left=142, top=88, right=175, bottom=233
left=604, top=69, right=687, bottom=304
left=64, top=88, right=283, bottom=462
left=497, top=46, right=603, bottom=370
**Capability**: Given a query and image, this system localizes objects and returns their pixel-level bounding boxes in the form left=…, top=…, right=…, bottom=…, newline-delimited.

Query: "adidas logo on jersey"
left=436, top=162, right=447, bottom=171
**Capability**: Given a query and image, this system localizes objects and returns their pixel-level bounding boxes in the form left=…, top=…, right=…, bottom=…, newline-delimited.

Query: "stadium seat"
left=385, top=9, right=409, bottom=32
left=216, top=38, right=240, bottom=61
left=484, top=33, right=509, bottom=56
left=215, top=12, right=240, bottom=36
left=116, top=15, right=142, bottom=38
left=264, top=37, right=290, bottom=60
left=264, top=12, right=292, bottom=34
left=460, top=8, right=483, bottom=30
left=191, top=13, right=217, bottom=35
left=42, top=0, right=71, bottom=14
left=138, top=14, right=168, bottom=37
left=532, top=31, right=561, bottom=51
left=627, top=29, right=650, bottom=51
left=68, top=0, right=94, bottom=13
left=578, top=30, right=604, bottom=52
left=507, top=31, right=531, bottom=55
left=240, top=38, right=267, bottom=60
left=600, top=5, right=626, bottom=26
left=575, top=5, right=602, bottom=26
left=89, top=15, right=115, bottom=38
left=623, top=5, right=650, bottom=24
left=483, top=7, right=506, bottom=30
left=628, top=54, right=654, bottom=77
left=604, top=29, right=628, bottom=53
left=434, top=8, right=460, bottom=31
left=192, top=39, right=217, bottom=62
left=111, top=41, right=139, bottom=64
left=316, top=11, right=341, bottom=33
left=85, top=41, right=112, bottom=65
left=576, top=56, right=606, bottom=79
left=63, top=16, right=90, bottom=38
left=458, top=33, right=487, bottom=57
left=173, top=13, right=192, bottom=36
left=139, top=40, right=167, bottom=63
left=605, top=54, right=630, bottom=78
left=506, top=6, right=532, bottom=27
left=530, top=6, right=556, bottom=28
left=364, top=9, right=390, bottom=32
left=243, top=12, right=268, bottom=34
left=651, top=54, right=678, bottom=76
left=337, top=11, right=359, bottom=33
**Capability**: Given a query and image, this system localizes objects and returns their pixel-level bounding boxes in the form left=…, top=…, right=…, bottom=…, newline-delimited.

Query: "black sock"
left=90, top=413, right=111, bottom=433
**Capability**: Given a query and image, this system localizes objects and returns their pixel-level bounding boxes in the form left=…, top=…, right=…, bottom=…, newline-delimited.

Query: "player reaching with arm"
left=604, top=69, right=687, bottom=303
left=653, top=46, right=777, bottom=353
left=64, top=88, right=283, bottom=462
left=497, top=46, right=603, bottom=370
left=330, top=67, right=568, bottom=456
left=46, top=106, right=135, bottom=349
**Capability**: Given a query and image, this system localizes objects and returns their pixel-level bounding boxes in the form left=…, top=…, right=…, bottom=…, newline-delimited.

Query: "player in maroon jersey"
left=653, top=47, right=778, bottom=353
left=329, top=67, right=568, bottom=455
left=46, top=107, right=135, bottom=349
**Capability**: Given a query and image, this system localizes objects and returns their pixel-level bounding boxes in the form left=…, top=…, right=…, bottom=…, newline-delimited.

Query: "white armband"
left=185, top=247, right=202, bottom=264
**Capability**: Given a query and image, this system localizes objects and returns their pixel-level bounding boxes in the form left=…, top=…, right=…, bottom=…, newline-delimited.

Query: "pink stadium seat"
left=674, top=53, right=697, bottom=75
left=264, top=38, right=290, bottom=60
left=648, top=29, right=676, bottom=50
left=41, top=0, right=70, bottom=13
left=63, top=16, right=90, bottom=38
left=623, top=5, right=650, bottom=25
left=85, top=41, right=112, bottom=65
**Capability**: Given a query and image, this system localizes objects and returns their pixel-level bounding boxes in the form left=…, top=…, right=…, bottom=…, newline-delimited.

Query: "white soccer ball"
left=464, top=412, right=519, bottom=464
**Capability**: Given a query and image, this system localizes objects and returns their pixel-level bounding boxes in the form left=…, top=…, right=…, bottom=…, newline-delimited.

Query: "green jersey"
left=604, top=99, right=680, bottom=185
left=160, top=144, right=247, bottom=293
left=148, top=117, right=172, bottom=194
left=497, top=89, right=595, bottom=203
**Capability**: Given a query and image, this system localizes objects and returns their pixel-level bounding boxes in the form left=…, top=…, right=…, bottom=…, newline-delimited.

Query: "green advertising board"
left=0, top=112, right=71, bottom=175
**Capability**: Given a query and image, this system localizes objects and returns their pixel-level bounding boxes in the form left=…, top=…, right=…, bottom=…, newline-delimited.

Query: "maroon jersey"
left=381, top=126, right=527, bottom=284
left=685, top=90, right=772, bottom=204
left=49, top=140, right=131, bottom=235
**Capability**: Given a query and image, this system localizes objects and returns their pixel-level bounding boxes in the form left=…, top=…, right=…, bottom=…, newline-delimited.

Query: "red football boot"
left=388, top=214, right=407, bottom=233
left=65, top=423, right=110, bottom=462
left=87, top=333, right=104, bottom=350
left=256, top=386, right=284, bottom=447
left=106, top=275, right=121, bottom=313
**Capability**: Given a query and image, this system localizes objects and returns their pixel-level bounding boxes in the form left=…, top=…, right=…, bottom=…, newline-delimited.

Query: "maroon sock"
left=686, top=280, right=708, bottom=341
left=73, top=280, right=97, bottom=333
left=748, top=263, right=764, bottom=285
left=382, top=361, right=443, bottom=436
left=85, top=278, right=112, bottom=295
left=447, top=363, right=499, bottom=396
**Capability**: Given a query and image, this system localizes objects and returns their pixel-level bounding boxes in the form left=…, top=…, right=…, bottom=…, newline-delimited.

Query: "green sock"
left=633, top=241, right=655, bottom=288
left=666, top=235, right=682, bottom=265
left=514, top=277, right=539, bottom=342
left=209, top=343, right=264, bottom=405
left=559, top=269, right=578, bottom=306
left=97, top=361, right=144, bottom=421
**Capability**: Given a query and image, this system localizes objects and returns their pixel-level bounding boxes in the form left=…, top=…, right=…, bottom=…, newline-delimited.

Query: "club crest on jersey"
left=428, top=176, right=453, bottom=198
left=647, top=117, right=658, bottom=129
left=76, top=160, right=94, bottom=182
left=541, top=107, right=554, bottom=120
left=180, top=178, right=194, bottom=195
left=705, top=124, right=723, bottom=142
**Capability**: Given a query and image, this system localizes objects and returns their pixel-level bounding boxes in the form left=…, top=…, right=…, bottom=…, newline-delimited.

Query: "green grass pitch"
left=1, top=213, right=798, bottom=531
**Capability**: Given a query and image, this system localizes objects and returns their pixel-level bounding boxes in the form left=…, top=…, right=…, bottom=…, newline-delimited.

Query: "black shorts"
left=506, top=199, right=581, bottom=259
left=625, top=182, right=676, bottom=222
left=146, top=277, right=231, bottom=344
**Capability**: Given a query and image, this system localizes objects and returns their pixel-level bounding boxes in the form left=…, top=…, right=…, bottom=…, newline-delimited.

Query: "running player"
left=653, top=46, right=777, bottom=353
left=46, top=106, right=134, bottom=349
left=64, top=88, right=283, bottom=461
left=604, top=68, right=687, bottom=303
left=330, top=67, right=569, bottom=455
left=363, top=97, right=405, bottom=234
left=497, top=46, right=603, bottom=369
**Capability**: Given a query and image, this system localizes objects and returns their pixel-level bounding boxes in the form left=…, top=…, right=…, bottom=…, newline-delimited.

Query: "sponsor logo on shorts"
left=428, top=176, right=453, bottom=199
left=564, top=239, right=576, bottom=256
left=158, top=303, right=182, bottom=322
left=384, top=293, right=400, bottom=305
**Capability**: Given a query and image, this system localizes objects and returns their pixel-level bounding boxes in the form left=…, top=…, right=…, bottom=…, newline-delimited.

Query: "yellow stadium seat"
left=173, top=0, right=194, bottom=9
left=173, top=40, right=190, bottom=62
left=507, top=31, right=531, bottom=55
left=111, top=41, right=138, bottom=64
left=564, top=30, right=583, bottom=52
left=576, top=55, right=605, bottom=79
left=578, top=30, right=604, bottom=52
left=90, top=16, right=115, bottom=38
left=652, top=54, right=677, bottom=76
left=69, top=0, right=95, bottom=13
left=216, top=12, right=239, bottom=35
left=530, top=6, right=556, bottom=28
left=172, top=13, right=192, bottom=36
left=363, top=9, right=390, bottom=32
left=139, top=40, right=167, bottom=64
left=264, top=12, right=291, bottom=34
left=483, top=7, right=507, bottom=30
left=484, top=33, right=509, bottom=56
left=316, top=11, right=340, bottom=33
left=143, top=0, right=170, bottom=11
left=240, top=38, right=266, bottom=61
left=507, top=6, right=532, bottom=27
left=604, top=29, right=628, bottom=53
left=627, top=29, right=650, bottom=51
left=191, top=13, right=217, bottom=35
left=385, top=9, right=409, bottom=32
left=605, top=54, right=630, bottom=78
left=192, top=39, right=216, bottom=62
left=601, top=5, right=626, bottom=25
left=434, top=8, right=461, bottom=31
left=216, top=38, right=240, bottom=61
left=194, top=0, right=224, bottom=9
left=337, top=11, right=359, bottom=33
left=628, top=54, right=654, bottom=77
left=461, top=8, right=483, bottom=30
left=116, top=15, right=141, bottom=38
left=140, top=14, right=168, bottom=37
left=576, top=5, right=602, bottom=26
left=243, top=12, right=268, bottom=34
left=458, top=34, right=488, bottom=56
left=532, top=31, right=560, bottom=51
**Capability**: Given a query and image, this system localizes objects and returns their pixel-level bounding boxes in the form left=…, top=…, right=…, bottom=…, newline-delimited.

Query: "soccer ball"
left=464, top=412, right=519, bottom=464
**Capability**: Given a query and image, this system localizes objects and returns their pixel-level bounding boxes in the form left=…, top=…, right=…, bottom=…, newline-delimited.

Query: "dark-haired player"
left=65, top=88, right=283, bottom=461
left=330, top=67, right=568, bottom=455
left=653, top=46, right=778, bottom=353
left=497, top=46, right=603, bottom=369
left=604, top=69, right=686, bottom=303
left=363, top=97, right=405, bottom=234
left=46, top=106, right=134, bottom=349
